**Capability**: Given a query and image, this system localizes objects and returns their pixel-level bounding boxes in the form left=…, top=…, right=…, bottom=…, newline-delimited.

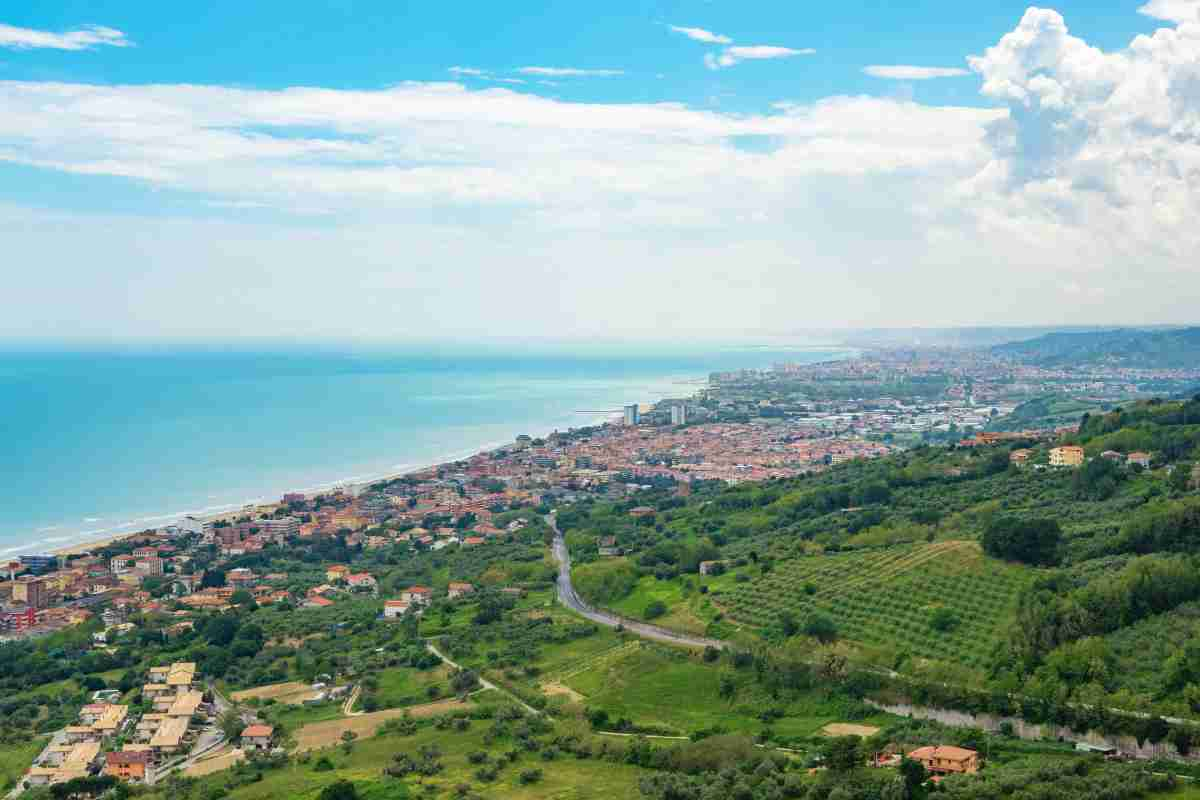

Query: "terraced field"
left=720, top=541, right=1036, bottom=670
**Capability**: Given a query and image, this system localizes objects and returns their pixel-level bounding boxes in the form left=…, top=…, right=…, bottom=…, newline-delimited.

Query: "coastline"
left=41, top=409, right=629, bottom=558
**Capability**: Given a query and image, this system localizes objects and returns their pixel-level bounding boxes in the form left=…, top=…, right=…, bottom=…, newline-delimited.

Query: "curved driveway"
left=548, top=516, right=726, bottom=651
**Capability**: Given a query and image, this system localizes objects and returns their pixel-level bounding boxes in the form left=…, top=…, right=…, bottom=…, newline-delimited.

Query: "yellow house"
left=1049, top=446, right=1085, bottom=467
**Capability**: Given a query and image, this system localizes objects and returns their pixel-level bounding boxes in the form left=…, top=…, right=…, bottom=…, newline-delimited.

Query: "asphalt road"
left=547, top=515, right=726, bottom=651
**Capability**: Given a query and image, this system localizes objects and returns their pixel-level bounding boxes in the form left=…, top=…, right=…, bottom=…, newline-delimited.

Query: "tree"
left=898, top=757, right=929, bottom=799
left=218, top=709, right=244, bottom=741
left=644, top=600, right=667, bottom=620
left=202, top=614, right=239, bottom=646
left=317, top=780, right=358, bottom=800
left=803, top=614, right=838, bottom=643
left=825, top=735, right=862, bottom=771
left=200, top=569, right=226, bottom=589
left=982, top=516, right=1061, bottom=566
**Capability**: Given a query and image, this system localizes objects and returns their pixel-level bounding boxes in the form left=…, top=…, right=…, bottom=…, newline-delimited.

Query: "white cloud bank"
left=515, top=66, right=624, bottom=77
left=668, top=25, right=733, bottom=45
left=0, top=23, right=131, bottom=50
left=863, top=65, right=971, bottom=79
left=1, top=5, right=1198, bottom=340
left=705, top=45, right=816, bottom=70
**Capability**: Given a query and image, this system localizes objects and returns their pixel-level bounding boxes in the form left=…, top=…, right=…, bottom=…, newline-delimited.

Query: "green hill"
left=993, top=326, right=1200, bottom=367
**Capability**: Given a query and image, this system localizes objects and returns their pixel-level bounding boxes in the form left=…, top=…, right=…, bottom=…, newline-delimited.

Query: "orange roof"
left=241, top=725, right=274, bottom=738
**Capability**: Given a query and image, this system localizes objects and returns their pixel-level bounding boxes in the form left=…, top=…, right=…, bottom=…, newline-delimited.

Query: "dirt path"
left=292, top=700, right=469, bottom=752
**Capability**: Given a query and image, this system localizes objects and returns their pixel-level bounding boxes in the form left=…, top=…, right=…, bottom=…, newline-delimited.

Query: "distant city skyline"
left=2, top=1, right=1199, bottom=341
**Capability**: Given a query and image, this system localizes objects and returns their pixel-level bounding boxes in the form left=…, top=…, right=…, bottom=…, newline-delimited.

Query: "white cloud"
left=0, top=23, right=131, bottom=51
left=668, top=25, right=732, bottom=45
left=515, top=66, right=624, bottom=77
left=863, top=65, right=971, bottom=79
left=1138, top=0, right=1200, bottom=23
left=705, top=45, right=815, bottom=69
left=448, top=66, right=487, bottom=77
left=2, top=6, right=1200, bottom=339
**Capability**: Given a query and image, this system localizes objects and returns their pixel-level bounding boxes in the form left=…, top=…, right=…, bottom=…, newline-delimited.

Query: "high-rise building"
left=623, top=404, right=640, bottom=426
left=19, top=554, right=57, bottom=575
left=670, top=404, right=688, bottom=426
left=12, top=576, right=48, bottom=609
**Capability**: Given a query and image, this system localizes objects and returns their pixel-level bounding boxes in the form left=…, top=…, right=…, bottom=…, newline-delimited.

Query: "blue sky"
left=1, top=1, right=1198, bottom=341
left=2, top=1, right=1168, bottom=105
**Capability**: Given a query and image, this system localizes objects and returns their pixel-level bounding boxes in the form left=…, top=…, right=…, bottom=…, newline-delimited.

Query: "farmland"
left=718, top=541, right=1036, bottom=673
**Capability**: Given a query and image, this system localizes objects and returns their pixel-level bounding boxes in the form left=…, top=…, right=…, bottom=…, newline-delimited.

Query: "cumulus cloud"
left=0, top=23, right=131, bottom=50
left=705, top=45, right=815, bottom=69
left=863, top=65, right=971, bottom=79
left=515, top=66, right=624, bottom=77
left=668, top=25, right=732, bottom=45
left=1138, top=0, right=1200, bottom=23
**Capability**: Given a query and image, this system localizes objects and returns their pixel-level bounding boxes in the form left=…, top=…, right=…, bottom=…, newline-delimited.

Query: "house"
left=698, top=560, right=726, bottom=576
left=303, top=595, right=334, bottom=609
left=1127, top=451, right=1153, bottom=468
left=1100, top=450, right=1126, bottom=462
left=346, top=573, right=377, bottom=591
left=597, top=537, right=622, bottom=557
left=226, top=568, right=256, bottom=588
left=401, top=586, right=433, bottom=606
left=325, top=565, right=351, bottom=583
left=104, top=750, right=152, bottom=782
left=448, top=582, right=475, bottom=599
left=382, top=599, right=411, bottom=619
left=240, top=724, right=275, bottom=751
left=907, top=745, right=979, bottom=775
left=461, top=536, right=485, bottom=547
left=1009, top=449, right=1032, bottom=466
left=629, top=506, right=656, bottom=518
left=1049, top=446, right=1085, bottom=467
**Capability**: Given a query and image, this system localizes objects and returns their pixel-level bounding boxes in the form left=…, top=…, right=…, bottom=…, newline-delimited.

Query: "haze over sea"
left=1, top=342, right=849, bottom=556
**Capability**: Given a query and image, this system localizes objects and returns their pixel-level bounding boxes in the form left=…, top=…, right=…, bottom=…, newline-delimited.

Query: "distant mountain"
left=832, top=326, right=1105, bottom=349
left=993, top=327, right=1200, bottom=368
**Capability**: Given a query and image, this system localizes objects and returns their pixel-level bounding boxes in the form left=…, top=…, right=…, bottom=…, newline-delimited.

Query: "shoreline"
left=35, top=408, right=630, bottom=559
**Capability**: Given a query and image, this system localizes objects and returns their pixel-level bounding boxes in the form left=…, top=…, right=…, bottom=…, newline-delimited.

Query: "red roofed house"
left=241, top=725, right=275, bottom=751
left=401, top=586, right=433, bottom=606
left=383, top=599, right=411, bottom=619
left=907, top=746, right=979, bottom=775
left=461, top=537, right=485, bottom=547
left=105, top=750, right=152, bottom=782
left=448, top=582, right=475, bottom=600
left=346, top=573, right=377, bottom=591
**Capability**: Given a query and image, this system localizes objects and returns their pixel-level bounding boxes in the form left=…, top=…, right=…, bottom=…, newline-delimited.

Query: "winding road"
left=547, top=514, right=726, bottom=651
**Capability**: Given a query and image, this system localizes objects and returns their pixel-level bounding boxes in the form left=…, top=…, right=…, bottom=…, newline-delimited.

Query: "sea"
left=0, top=342, right=851, bottom=557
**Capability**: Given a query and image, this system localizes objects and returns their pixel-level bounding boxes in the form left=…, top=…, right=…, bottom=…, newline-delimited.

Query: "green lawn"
left=0, top=738, right=45, bottom=791
left=562, top=642, right=890, bottom=739
left=370, top=664, right=450, bottom=709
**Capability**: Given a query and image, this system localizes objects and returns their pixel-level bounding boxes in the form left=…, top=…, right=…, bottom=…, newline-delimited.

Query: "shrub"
left=644, top=600, right=668, bottom=620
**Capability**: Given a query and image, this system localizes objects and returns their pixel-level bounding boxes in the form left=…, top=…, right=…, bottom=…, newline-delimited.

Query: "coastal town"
left=3, top=339, right=1200, bottom=795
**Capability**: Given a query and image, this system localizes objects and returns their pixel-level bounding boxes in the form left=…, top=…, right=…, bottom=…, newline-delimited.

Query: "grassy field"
left=0, top=738, right=45, bottom=791
left=232, top=681, right=322, bottom=705
left=370, top=665, right=450, bottom=709
left=558, top=641, right=891, bottom=739
left=718, top=541, right=1035, bottom=672
left=173, top=714, right=650, bottom=800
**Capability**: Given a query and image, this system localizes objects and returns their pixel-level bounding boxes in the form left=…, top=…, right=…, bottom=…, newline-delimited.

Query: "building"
left=623, top=404, right=640, bottom=426
left=346, top=573, right=377, bottom=591
left=240, top=724, right=275, bottom=751
left=401, top=586, right=433, bottom=606
left=19, top=554, right=57, bottom=575
left=1127, top=451, right=1153, bottom=468
left=1009, top=449, right=1032, bottom=466
left=907, top=745, right=979, bottom=775
left=1049, top=446, right=1085, bottom=467
left=447, top=582, right=475, bottom=599
left=670, top=404, right=688, bottom=426
left=597, top=536, right=622, bottom=557
left=104, top=750, right=151, bottom=782
left=256, top=517, right=300, bottom=540
left=12, top=576, right=48, bottom=609
left=325, top=565, right=351, bottom=583
left=383, top=599, right=411, bottom=618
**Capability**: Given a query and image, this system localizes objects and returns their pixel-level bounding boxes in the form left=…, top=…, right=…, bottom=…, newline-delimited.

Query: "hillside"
left=993, top=326, right=1200, bottom=368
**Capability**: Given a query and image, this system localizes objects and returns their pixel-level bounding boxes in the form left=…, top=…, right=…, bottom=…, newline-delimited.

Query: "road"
left=547, top=514, right=726, bottom=651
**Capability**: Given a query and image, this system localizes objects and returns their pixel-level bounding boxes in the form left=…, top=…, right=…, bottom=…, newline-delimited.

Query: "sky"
left=1, top=1, right=1198, bottom=344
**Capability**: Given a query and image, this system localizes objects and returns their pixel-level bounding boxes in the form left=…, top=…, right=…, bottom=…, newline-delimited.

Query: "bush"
left=519, top=768, right=544, bottom=784
left=644, top=600, right=668, bottom=620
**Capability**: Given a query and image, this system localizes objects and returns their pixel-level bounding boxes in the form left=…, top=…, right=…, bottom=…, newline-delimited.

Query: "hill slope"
left=993, top=327, right=1200, bottom=367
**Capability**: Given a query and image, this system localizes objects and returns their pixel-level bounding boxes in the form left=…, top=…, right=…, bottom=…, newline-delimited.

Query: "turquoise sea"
left=0, top=343, right=849, bottom=556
